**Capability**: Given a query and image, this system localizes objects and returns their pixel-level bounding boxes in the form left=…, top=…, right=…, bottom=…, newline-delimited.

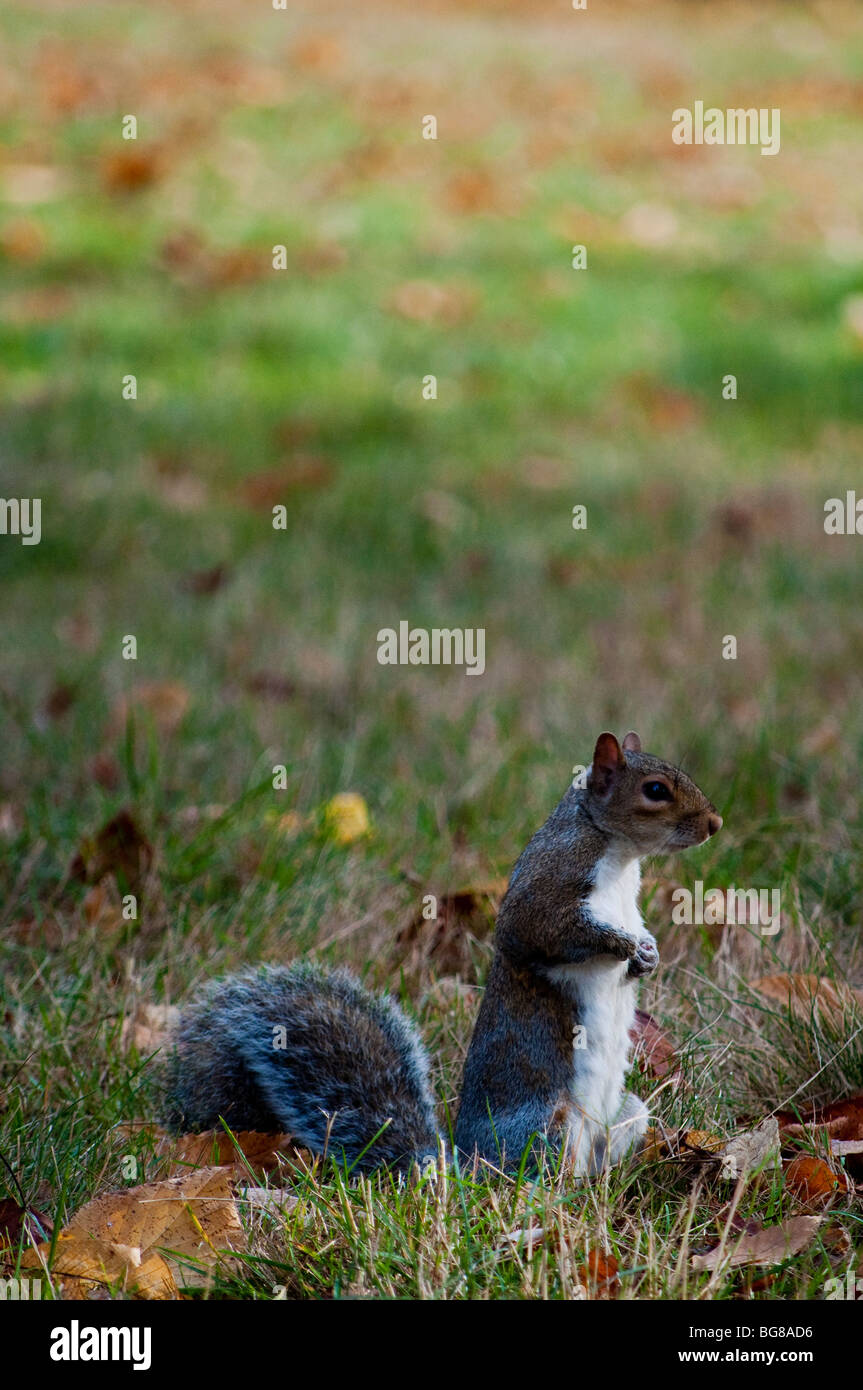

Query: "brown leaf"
left=0, top=1199, right=52, bottom=1248
left=444, top=168, right=511, bottom=216
left=180, top=564, right=230, bottom=596
left=21, top=1168, right=242, bottom=1297
left=245, top=671, right=297, bottom=702
left=783, top=1154, right=853, bottom=1207
left=1, top=217, right=47, bottom=263
left=101, top=146, right=163, bottom=194
left=70, top=809, right=153, bottom=891
left=292, top=34, right=344, bottom=75
left=82, top=880, right=124, bottom=932
left=3, top=286, right=74, bottom=325
left=42, top=683, right=75, bottom=720
left=630, top=1009, right=677, bottom=1079
left=88, top=751, right=122, bottom=790
left=620, top=371, right=701, bottom=432
left=239, top=455, right=334, bottom=510
left=116, top=1124, right=305, bottom=1179
left=110, top=681, right=191, bottom=737
left=21, top=1229, right=176, bottom=1301
left=393, top=879, right=507, bottom=984
left=752, top=973, right=863, bottom=1030
left=578, top=1249, right=620, bottom=1299
left=681, top=1129, right=726, bottom=1156
left=207, top=247, right=264, bottom=288
left=691, top=1215, right=822, bottom=1272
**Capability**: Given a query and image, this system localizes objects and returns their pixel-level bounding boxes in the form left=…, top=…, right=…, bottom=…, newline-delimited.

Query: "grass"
left=1, top=0, right=863, bottom=1299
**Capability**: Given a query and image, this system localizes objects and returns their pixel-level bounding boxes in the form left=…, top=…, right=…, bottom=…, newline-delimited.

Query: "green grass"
left=1, top=0, right=863, bottom=1299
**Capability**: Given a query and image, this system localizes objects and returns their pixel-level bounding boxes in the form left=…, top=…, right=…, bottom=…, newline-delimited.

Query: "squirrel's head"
left=584, top=731, right=722, bottom=854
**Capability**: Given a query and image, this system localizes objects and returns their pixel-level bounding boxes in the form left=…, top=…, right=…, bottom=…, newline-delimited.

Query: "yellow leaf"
left=322, top=792, right=371, bottom=845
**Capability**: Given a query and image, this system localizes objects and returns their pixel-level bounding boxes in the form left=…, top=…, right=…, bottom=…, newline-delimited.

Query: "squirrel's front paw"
left=627, top=934, right=659, bottom=979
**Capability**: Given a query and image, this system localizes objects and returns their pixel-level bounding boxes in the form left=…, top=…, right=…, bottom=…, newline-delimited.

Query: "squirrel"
left=164, top=731, right=721, bottom=1175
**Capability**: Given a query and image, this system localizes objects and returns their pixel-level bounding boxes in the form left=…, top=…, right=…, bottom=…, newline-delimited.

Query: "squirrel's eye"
left=642, top=781, right=672, bottom=802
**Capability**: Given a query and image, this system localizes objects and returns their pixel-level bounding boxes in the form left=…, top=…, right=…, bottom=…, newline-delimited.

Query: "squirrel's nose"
left=706, top=813, right=723, bottom=837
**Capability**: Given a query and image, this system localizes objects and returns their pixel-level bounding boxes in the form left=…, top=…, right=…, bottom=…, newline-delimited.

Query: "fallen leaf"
left=246, top=672, right=297, bottom=702
left=578, top=1249, right=620, bottom=1299
left=1, top=217, right=47, bottom=262
left=239, top=455, right=334, bottom=510
left=3, top=286, right=74, bottom=324
left=180, top=564, right=230, bottom=596
left=0, top=1199, right=52, bottom=1249
left=21, top=1168, right=241, bottom=1297
left=82, top=880, right=124, bottom=932
left=778, top=1094, right=863, bottom=1143
left=292, top=33, right=344, bottom=74
left=495, top=1226, right=546, bottom=1258
left=207, top=247, right=264, bottom=288
left=21, top=1228, right=175, bottom=1301
left=641, top=1126, right=669, bottom=1161
left=88, top=751, right=122, bottom=790
left=620, top=371, right=701, bottom=432
left=394, top=879, right=507, bottom=983
left=110, top=681, right=191, bottom=738
left=831, top=1139, right=863, bottom=1156
left=630, top=1009, right=677, bottom=1079
left=38, top=682, right=75, bottom=723
left=70, top=809, right=153, bottom=891
left=444, top=168, right=511, bottom=215
left=783, top=1154, right=853, bottom=1207
left=321, top=792, right=371, bottom=845
left=718, top=1117, right=780, bottom=1181
left=681, top=1130, right=726, bottom=1155
left=752, top=974, right=863, bottom=1029
left=240, top=1187, right=300, bottom=1218
left=101, top=146, right=163, bottom=194
left=115, top=1124, right=304, bottom=1179
left=691, top=1215, right=822, bottom=1272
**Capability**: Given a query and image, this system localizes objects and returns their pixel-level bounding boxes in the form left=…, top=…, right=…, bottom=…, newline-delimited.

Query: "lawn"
left=2, top=0, right=863, bottom=1300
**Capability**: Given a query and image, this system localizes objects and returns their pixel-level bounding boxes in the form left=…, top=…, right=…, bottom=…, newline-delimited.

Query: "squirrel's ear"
left=589, top=732, right=624, bottom=796
left=622, top=731, right=642, bottom=754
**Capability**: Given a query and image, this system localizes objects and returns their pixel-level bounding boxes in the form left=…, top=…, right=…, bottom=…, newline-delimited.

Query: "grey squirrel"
left=165, top=732, right=721, bottom=1174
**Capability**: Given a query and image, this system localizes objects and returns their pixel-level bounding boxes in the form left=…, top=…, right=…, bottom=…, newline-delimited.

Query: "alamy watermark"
left=0, top=497, right=41, bottom=545
left=824, top=492, right=863, bottom=534
left=672, top=102, right=780, bottom=157
left=377, top=621, right=485, bottom=676
left=671, top=880, right=781, bottom=936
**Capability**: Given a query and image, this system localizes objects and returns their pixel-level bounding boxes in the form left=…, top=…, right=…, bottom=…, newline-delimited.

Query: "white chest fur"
left=546, top=852, right=646, bottom=1134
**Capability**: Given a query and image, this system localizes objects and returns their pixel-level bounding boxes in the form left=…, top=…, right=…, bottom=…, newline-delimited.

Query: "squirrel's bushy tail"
left=164, top=962, right=439, bottom=1171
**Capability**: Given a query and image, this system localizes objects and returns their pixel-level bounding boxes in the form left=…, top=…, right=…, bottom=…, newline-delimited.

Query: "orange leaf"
left=783, top=1154, right=853, bottom=1207
left=578, top=1249, right=619, bottom=1299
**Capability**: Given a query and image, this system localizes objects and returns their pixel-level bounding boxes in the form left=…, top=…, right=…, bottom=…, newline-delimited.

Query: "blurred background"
left=1, top=0, right=863, bottom=1093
